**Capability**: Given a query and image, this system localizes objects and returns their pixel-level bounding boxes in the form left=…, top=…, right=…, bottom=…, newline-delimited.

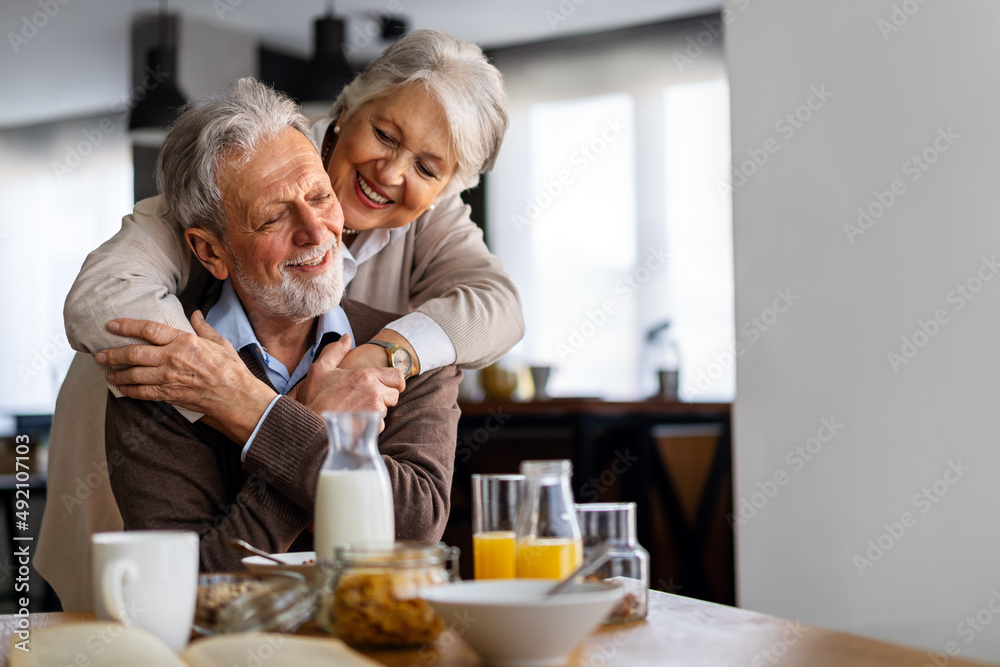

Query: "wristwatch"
left=367, top=340, right=414, bottom=379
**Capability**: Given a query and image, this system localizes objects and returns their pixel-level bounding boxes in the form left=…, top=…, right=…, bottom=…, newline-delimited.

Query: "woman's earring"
left=427, top=203, right=436, bottom=211
left=333, top=125, right=341, bottom=135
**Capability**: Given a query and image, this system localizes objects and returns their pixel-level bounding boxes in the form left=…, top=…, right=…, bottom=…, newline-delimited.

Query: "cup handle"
left=101, top=558, right=138, bottom=625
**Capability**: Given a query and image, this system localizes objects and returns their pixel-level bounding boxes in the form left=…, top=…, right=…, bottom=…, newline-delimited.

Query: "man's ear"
left=184, top=228, right=230, bottom=281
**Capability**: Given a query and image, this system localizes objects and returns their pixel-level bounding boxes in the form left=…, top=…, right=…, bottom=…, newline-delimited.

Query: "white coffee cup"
left=91, top=530, right=199, bottom=652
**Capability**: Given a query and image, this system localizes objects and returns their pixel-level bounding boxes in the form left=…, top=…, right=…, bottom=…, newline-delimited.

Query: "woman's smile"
left=355, top=171, right=393, bottom=207
left=328, top=84, right=458, bottom=231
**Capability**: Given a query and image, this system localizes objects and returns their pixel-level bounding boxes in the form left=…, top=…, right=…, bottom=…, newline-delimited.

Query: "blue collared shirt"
left=205, top=279, right=355, bottom=460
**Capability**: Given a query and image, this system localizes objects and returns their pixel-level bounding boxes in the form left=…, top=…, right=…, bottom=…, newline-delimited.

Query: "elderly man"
left=96, top=79, right=460, bottom=571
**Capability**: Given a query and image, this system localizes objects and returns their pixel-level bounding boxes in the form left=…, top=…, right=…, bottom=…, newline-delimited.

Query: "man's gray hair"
left=157, top=78, right=314, bottom=238
left=330, top=29, right=508, bottom=197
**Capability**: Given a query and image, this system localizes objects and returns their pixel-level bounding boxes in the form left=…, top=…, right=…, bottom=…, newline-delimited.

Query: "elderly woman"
left=36, top=30, right=522, bottom=610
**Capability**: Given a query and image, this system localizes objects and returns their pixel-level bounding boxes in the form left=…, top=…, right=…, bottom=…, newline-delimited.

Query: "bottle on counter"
left=515, top=459, right=583, bottom=579
left=314, top=411, right=394, bottom=561
left=575, top=502, right=650, bottom=623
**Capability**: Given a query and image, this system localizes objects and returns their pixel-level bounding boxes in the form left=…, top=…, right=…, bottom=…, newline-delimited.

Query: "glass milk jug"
left=314, top=411, right=394, bottom=560
left=515, top=460, right=583, bottom=578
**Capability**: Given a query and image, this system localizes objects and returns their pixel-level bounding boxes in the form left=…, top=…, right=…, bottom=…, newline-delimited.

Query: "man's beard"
left=230, top=241, right=345, bottom=321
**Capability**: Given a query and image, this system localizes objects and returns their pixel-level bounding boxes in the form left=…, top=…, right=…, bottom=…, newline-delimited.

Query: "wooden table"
left=0, top=591, right=990, bottom=666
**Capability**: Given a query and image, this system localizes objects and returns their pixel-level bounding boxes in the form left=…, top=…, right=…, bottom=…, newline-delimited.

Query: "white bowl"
left=241, top=551, right=319, bottom=583
left=420, top=580, right=624, bottom=666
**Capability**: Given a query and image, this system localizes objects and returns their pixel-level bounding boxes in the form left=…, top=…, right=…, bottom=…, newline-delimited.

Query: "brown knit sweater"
left=105, top=298, right=461, bottom=572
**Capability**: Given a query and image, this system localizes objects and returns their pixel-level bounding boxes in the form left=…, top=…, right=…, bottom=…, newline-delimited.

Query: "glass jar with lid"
left=575, top=502, right=649, bottom=623
left=318, top=541, right=459, bottom=648
left=515, top=460, right=583, bottom=579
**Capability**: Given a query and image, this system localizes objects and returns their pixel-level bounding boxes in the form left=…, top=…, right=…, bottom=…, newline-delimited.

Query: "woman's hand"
left=97, top=311, right=276, bottom=443
left=339, top=328, right=420, bottom=375
left=287, top=334, right=405, bottom=430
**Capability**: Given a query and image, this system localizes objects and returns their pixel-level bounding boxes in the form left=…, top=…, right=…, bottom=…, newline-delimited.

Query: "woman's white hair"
left=157, top=77, right=314, bottom=239
left=330, top=29, right=508, bottom=197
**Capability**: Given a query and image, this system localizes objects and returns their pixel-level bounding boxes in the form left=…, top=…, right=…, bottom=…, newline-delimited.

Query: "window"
left=663, top=79, right=734, bottom=401
left=488, top=19, right=734, bottom=401
left=0, top=113, right=131, bottom=420
left=521, top=93, right=638, bottom=398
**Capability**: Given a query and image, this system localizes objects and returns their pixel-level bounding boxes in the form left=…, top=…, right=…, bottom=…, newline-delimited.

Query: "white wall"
left=728, top=0, right=1000, bottom=660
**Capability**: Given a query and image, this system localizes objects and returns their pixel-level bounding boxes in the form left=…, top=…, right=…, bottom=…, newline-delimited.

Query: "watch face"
left=393, top=348, right=413, bottom=377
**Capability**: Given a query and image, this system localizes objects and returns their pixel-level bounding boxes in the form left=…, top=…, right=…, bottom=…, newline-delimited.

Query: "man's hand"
left=97, top=312, right=276, bottom=443
left=288, top=334, right=405, bottom=429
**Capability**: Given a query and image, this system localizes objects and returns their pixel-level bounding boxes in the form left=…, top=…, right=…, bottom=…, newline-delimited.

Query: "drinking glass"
left=472, top=474, right=523, bottom=579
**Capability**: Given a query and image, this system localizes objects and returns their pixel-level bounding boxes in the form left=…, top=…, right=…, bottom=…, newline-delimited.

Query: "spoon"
left=228, top=538, right=285, bottom=565
left=546, top=542, right=614, bottom=597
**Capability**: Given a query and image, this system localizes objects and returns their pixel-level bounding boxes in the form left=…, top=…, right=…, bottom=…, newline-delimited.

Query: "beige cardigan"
left=36, top=193, right=522, bottom=610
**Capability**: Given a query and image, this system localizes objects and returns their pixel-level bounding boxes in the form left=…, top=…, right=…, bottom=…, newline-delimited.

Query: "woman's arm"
left=64, top=196, right=199, bottom=369
left=68, top=193, right=524, bottom=379
left=379, top=194, right=525, bottom=371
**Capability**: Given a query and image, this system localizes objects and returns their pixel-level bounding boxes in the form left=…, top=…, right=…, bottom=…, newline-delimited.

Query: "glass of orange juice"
left=515, top=460, right=583, bottom=579
left=472, top=474, right=523, bottom=579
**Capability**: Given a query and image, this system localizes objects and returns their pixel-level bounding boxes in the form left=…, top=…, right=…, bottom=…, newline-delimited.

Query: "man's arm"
left=105, top=394, right=309, bottom=572
left=244, top=364, right=462, bottom=542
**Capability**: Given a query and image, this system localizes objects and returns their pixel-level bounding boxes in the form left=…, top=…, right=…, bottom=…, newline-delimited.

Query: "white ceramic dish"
left=420, top=580, right=625, bottom=667
left=241, top=551, right=319, bottom=582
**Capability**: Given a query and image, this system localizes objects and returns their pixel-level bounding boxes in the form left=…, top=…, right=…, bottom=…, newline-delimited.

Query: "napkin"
left=12, top=623, right=383, bottom=667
